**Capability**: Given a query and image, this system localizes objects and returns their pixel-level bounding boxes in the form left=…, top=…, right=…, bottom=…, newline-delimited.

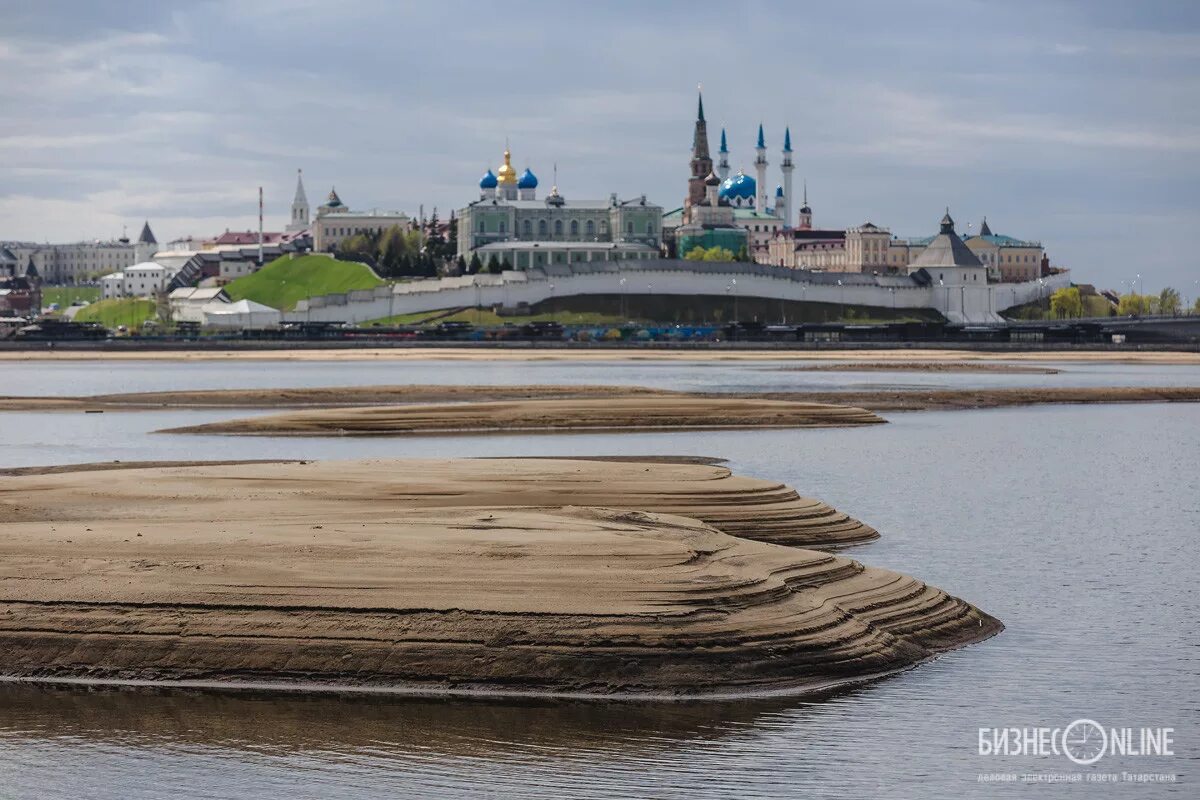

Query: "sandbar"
left=0, top=458, right=997, bottom=698
left=158, top=396, right=884, bottom=436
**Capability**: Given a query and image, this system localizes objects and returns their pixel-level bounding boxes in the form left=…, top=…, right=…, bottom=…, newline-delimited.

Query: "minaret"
left=287, top=169, right=309, bottom=232
left=717, top=128, right=730, bottom=181
left=780, top=127, right=794, bottom=227
left=687, top=89, right=713, bottom=211
left=754, top=123, right=768, bottom=211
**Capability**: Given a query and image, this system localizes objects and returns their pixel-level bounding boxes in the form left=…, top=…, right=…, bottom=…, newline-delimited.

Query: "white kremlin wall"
left=286, top=261, right=1070, bottom=326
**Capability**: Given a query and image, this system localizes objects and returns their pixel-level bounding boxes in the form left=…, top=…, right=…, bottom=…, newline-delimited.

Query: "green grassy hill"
left=42, top=286, right=101, bottom=310
left=224, top=254, right=384, bottom=310
left=73, top=298, right=156, bottom=329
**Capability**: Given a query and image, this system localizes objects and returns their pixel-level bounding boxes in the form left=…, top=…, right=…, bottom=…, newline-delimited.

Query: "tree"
left=683, top=246, right=707, bottom=261
left=497, top=258, right=511, bottom=274
left=702, top=246, right=735, bottom=262
left=337, top=232, right=376, bottom=264
left=1118, top=293, right=1153, bottom=316
left=1049, top=286, right=1082, bottom=318
left=376, top=225, right=411, bottom=277
left=468, top=253, right=483, bottom=274
left=486, top=253, right=500, bottom=274
left=1157, top=287, right=1181, bottom=316
left=735, top=243, right=750, bottom=262
left=1194, top=297, right=1200, bottom=314
left=455, top=255, right=467, bottom=275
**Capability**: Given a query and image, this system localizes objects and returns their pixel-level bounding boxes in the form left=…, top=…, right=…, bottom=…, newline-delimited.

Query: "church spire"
left=697, top=89, right=705, bottom=123
left=293, top=169, right=307, bottom=205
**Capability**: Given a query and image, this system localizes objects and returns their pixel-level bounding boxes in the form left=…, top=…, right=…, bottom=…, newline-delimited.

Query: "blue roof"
left=517, top=168, right=538, bottom=189
left=775, top=184, right=784, bottom=197
left=719, top=172, right=756, bottom=200
left=783, top=127, right=792, bottom=152
left=479, top=169, right=498, bottom=189
left=756, top=123, right=765, bottom=149
left=719, top=128, right=728, bottom=154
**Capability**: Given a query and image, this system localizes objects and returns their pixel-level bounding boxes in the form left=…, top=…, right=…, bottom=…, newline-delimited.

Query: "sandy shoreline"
left=0, top=458, right=996, bottom=698
left=6, top=384, right=1199, bottom=417
left=159, top=396, right=884, bottom=436
left=1, top=346, right=1197, bottom=364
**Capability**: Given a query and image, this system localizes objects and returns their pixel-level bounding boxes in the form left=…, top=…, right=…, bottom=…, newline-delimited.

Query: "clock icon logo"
left=1062, top=719, right=1107, bottom=765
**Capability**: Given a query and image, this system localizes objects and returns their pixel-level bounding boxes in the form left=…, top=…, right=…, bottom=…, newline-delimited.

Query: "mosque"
left=664, top=92, right=794, bottom=259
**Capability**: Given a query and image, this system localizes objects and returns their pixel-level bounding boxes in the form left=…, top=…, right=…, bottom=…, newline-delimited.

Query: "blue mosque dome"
left=479, top=169, right=498, bottom=189
left=517, top=168, right=538, bottom=189
left=719, top=171, right=756, bottom=201
left=775, top=184, right=784, bottom=197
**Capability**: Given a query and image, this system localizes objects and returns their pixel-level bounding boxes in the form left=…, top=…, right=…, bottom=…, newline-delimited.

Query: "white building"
left=3, top=222, right=159, bottom=284
left=169, top=287, right=229, bottom=324
left=99, top=261, right=175, bottom=299
left=311, top=187, right=409, bottom=252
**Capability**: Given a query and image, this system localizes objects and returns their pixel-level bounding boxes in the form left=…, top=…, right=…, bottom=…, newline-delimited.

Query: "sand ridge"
left=0, top=457, right=877, bottom=549
left=0, top=458, right=997, bottom=698
left=157, top=396, right=884, bottom=436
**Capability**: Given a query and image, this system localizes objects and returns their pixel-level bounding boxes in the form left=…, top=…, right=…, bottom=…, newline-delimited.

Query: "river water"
left=0, top=358, right=1196, bottom=798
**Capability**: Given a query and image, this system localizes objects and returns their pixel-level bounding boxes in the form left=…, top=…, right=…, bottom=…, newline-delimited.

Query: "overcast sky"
left=1, top=0, right=1197, bottom=292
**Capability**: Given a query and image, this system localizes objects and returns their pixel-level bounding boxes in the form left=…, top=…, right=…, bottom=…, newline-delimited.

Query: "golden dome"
left=496, top=148, right=518, bottom=185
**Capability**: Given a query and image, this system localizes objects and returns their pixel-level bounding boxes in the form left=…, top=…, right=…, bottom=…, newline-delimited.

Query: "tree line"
left=1049, top=286, right=1194, bottom=318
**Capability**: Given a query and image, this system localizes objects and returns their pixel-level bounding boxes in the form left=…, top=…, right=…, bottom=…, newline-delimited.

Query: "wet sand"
left=159, top=397, right=885, bottom=436
left=757, top=386, right=1200, bottom=411
left=0, top=458, right=997, bottom=698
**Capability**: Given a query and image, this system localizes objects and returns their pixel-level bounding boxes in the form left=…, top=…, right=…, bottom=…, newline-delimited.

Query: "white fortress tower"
left=287, top=169, right=309, bottom=232
left=780, top=127, right=794, bottom=227
left=754, top=123, right=768, bottom=213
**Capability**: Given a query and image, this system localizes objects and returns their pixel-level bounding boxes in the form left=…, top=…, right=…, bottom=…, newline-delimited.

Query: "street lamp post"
left=837, top=278, right=844, bottom=321
left=619, top=276, right=627, bottom=320
left=549, top=282, right=555, bottom=320
left=731, top=278, right=738, bottom=321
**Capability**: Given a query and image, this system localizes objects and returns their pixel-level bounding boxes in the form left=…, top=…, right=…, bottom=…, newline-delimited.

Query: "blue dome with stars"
left=479, top=169, right=498, bottom=189
left=719, top=171, right=756, bottom=201
left=517, top=168, right=538, bottom=189
left=775, top=184, right=784, bottom=197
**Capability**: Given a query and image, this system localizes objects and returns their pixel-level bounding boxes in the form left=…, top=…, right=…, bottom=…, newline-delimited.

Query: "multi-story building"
left=456, top=148, right=663, bottom=269
left=3, top=223, right=159, bottom=284
left=99, top=262, right=174, bottom=299
left=311, top=187, right=410, bottom=253
left=768, top=200, right=1046, bottom=283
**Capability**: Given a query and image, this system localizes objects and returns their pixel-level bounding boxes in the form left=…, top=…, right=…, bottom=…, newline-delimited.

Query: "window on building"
left=600, top=220, right=609, bottom=235
left=538, top=219, right=548, bottom=236
left=646, top=222, right=653, bottom=235
left=498, top=220, right=506, bottom=234
left=570, top=220, right=579, bottom=236
left=586, top=220, right=595, bottom=236
left=626, top=221, right=633, bottom=235
left=554, top=220, right=563, bottom=236
left=478, top=220, right=485, bottom=233
left=523, top=220, right=532, bottom=236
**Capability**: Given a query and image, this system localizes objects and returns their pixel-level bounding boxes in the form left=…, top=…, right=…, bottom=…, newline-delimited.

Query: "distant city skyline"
left=1, top=0, right=1197, bottom=292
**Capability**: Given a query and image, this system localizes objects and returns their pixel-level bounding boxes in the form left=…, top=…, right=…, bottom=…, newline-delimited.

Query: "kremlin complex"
left=450, top=90, right=1048, bottom=284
